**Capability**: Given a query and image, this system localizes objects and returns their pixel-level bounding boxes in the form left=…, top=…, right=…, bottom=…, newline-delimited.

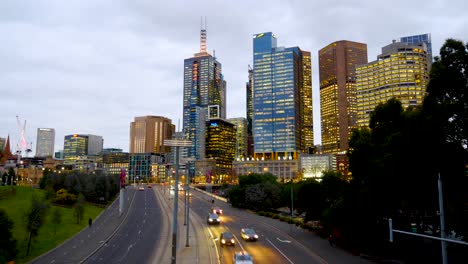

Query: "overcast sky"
left=1, top=0, right=467, bottom=155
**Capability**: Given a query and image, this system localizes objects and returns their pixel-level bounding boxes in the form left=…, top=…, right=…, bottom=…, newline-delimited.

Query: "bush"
left=53, top=189, right=77, bottom=206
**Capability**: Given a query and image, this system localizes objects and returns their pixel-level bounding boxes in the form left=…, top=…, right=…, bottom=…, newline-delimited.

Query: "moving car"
left=207, top=213, right=220, bottom=225
left=212, top=206, right=223, bottom=214
left=220, top=232, right=235, bottom=247
left=147, top=185, right=152, bottom=189
left=138, top=186, right=145, bottom=191
left=233, top=251, right=254, bottom=264
left=241, top=228, right=259, bottom=241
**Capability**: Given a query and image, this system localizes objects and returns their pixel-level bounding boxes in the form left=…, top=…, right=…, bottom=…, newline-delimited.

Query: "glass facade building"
left=246, top=66, right=254, bottom=157
left=63, top=134, right=88, bottom=165
left=319, top=40, right=368, bottom=154
left=129, top=116, right=175, bottom=154
left=356, top=41, right=430, bottom=127
left=400, top=33, right=432, bottom=62
left=183, top=28, right=226, bottom=160
left=36, top=128, right=55, bottom=157
left=227, top=117, right=248, bottom=159
left=252, top=32, right=312, bottom=160
left=205, top=118, right=236, bottom=175
left=63, top=134, right=103, bottom=165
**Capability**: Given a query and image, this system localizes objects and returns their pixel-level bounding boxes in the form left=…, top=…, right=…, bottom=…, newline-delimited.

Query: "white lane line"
left=232, top=233, right=245, bottom=252
left=207, top=227, right=221, bottom=264
left=266, top=238, right=294, bottom=264
left=50, top=260, right=55, bottom=263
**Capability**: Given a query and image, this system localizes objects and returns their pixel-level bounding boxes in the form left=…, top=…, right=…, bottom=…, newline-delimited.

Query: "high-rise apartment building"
left=63, top=134, right=103, bottom=164
left=356, top=40, right=430, bottom=127
left=129, top=116, right=175, bottom=154
left=319, top=40, right=368, bottom=154
left=36, top=128, right=55, bottom=157
left=252, top=32, right=313, bottom=160
left=227, top=117, right=248, bottom=159
left=183, top=25, right=226, bottom=160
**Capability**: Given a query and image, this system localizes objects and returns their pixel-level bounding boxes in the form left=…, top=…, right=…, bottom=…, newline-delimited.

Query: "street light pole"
left=164, top=139, right=191, bottom=264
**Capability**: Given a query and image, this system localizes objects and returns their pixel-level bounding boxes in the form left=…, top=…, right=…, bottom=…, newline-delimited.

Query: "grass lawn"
left=0, top=186, right=105, bottom=263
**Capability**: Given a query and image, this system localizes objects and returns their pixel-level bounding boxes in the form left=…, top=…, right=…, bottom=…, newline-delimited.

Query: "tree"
left=0, top=209, right=18, bottom=263
left=25, top=195, right=49, bottom=255
left=245, top=182, right=281, bottom=211
left=7, top=168, right=15, bottom=186
left=51, top=208, right=62, bottom=236
left=73, top=194, right=85, bottom=224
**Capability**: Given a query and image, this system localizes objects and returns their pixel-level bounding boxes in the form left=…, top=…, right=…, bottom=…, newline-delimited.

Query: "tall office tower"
left=205, top=118, right=236, bottom=176
left=246, top=65, right=254, bottom=157
left=35, top=128, right=55, bottom=157
left=63, top=134, right=103, bottom=164
left=0, top=137, right=5, bottom=150
left=227, top=117, right=248, bottom=159
left=252, top=32, right=312, bottom=160
left=129, top=116, right=175, bottom=154
left=400, top=33, right=432, bottom=63
left=356, top=41, right=430, bottom=127
left=319, top=40, right=368, bottom=154
left=183, top=24, right=226, bottom=160
left=300, top=51, right=314, bottom=153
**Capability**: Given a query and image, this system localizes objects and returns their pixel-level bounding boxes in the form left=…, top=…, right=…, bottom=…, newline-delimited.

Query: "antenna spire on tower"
left=200, top=16, right=207, bottom=53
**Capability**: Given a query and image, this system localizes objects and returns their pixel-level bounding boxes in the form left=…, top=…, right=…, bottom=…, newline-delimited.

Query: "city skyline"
left=1, top=0, right=467, bottom=154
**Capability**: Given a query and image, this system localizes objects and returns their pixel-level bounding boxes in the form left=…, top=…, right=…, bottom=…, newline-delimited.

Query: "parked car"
left=234, top=251, right=253, bottom=264
left=241, top=228, right=258, bottom=241
left=207, top=213, right=220, bottom=225
left=220, top=232, right=235, bottom=247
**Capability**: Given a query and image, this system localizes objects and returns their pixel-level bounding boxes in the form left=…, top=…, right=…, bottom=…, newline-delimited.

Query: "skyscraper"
left=205, top=118, right=236, bottom=177
left=356, top=40, right=430, bottom=127
left=227, top=117, right=248, bottom=159
left=63, top=134, right=103, bottom=164
left=319, top=40, right=368, bottom=154
left=36, top=128, right=55, bottom=157
left=252, top=32, right=312, bottom=160
left=183, top=24, right=226, bottom=160
left=129, top=116, right=175, bottom=154
left=246, top=65, right=254, bottom=157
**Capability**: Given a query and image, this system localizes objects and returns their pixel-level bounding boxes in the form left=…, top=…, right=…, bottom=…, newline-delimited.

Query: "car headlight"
left=209, top=219, right=213, bottom=222
left=221, top=239, right=225, bottom=244
left=254, top=235, right=258, bottom=238
left=216, top=219, right=220, bottom=222
left=231, top=239, right=235, bottom=243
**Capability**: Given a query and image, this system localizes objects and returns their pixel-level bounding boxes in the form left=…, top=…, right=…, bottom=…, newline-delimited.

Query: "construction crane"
left=16, top=115, right=32, bottom=162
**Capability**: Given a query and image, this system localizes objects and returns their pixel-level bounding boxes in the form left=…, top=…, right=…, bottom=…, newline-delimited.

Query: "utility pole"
left=438, top=174, right=448, bottom=264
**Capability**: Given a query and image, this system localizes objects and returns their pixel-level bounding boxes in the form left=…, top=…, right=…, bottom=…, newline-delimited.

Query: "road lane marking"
left=207, top=227, right=221, bottom=264
left=50, top=260, right=55, bottom=263
left=277, top=237, right=291, bottom=243
left=266, top=238, right=294, bottom=264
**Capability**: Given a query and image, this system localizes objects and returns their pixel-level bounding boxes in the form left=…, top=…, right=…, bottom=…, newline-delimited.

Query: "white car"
left=234, top=251, right=253, bottom=264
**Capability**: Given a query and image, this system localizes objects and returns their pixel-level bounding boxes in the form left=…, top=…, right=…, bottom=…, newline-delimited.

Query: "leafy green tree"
left=25, top=195, right=49, bottom=255
left=0, top=209, right=18, bottom=263
left=296, top=179, right=321, bottom=221
left=245, top=182, right=281, bottom=211
left=51, top=208, right=62, bottom=236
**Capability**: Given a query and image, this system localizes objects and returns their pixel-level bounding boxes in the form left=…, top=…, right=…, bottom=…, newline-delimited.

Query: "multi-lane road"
left=39, top=184, right=369, bottom=264
left=85, top=186, right=170, bottom=263
left=188, top=188, right=367, bottom=264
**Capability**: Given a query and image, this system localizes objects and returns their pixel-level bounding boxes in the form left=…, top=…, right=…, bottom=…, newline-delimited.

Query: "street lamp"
left=164, top=138, right=192, bottom=264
